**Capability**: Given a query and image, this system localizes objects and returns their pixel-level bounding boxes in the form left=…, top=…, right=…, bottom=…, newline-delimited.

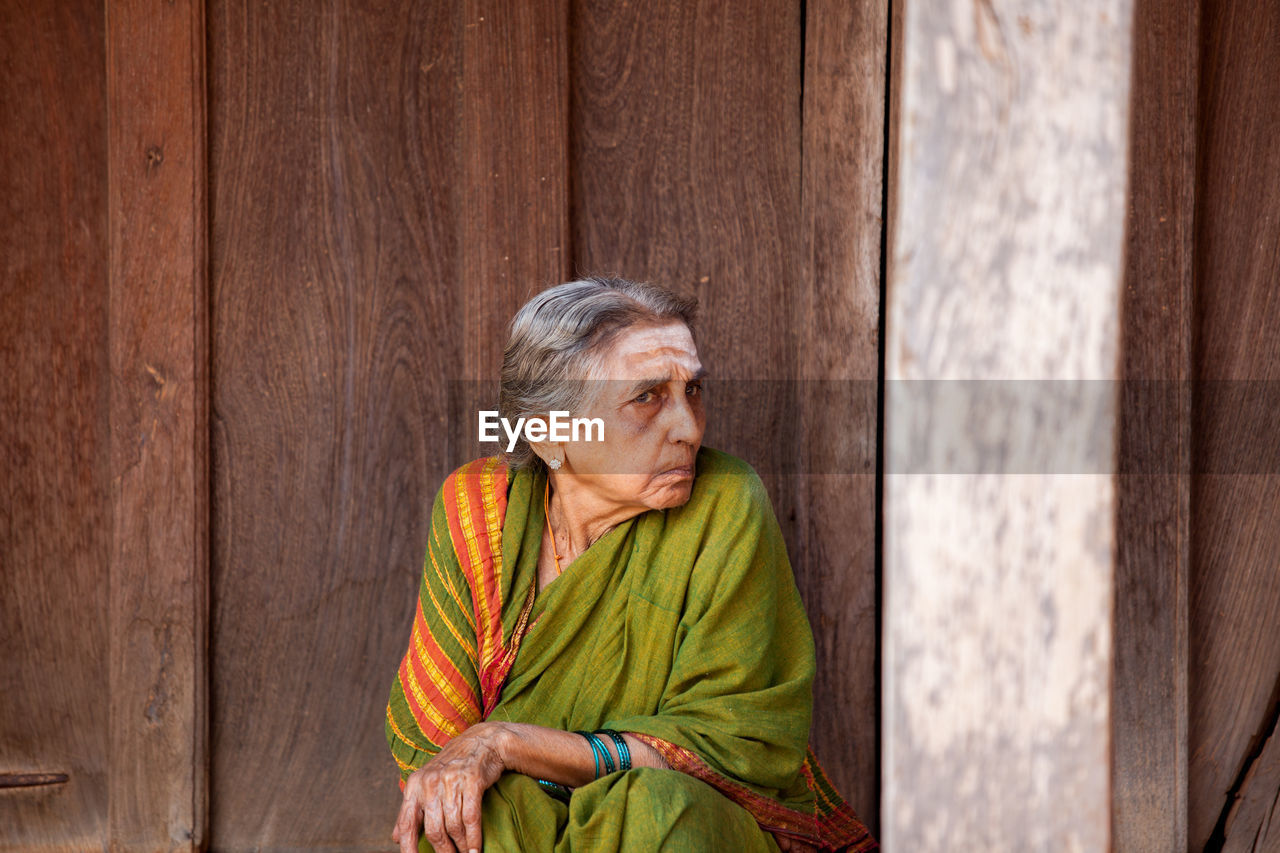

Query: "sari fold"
left=387, top=448, right=876, bottom=852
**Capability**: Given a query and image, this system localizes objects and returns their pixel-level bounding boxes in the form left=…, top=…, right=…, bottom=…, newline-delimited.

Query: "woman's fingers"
left=461, top=788, right=483, bottom=853
left=441, top=786, right=469, bottom=853
left=422, top=796, right=458, bottom=853
left=393, top=725, right=506, bottom=853
left=392, top=794, right=421, bottom=853
left=439, top=782, right=484, bottom=853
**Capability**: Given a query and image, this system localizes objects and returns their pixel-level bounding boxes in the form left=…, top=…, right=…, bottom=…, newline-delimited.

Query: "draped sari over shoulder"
left=386, top=447, right=876, bottom=852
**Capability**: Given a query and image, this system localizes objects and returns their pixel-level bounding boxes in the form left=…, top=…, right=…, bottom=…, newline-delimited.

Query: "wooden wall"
left=205, top=0, right=884, bottom=848
left=1113, top=0, right=1280, bottom=848
left=12, top=0, right=1280, bottom=850
left=2, top=1, right=884, bottom=847
left=1190, top=0, right=1280, bottom=848
left=206, top=3, right=460, bottom=845
left=0, top=1, right=110, bottom=847
left=1113, top=0, right=1195, bottom=846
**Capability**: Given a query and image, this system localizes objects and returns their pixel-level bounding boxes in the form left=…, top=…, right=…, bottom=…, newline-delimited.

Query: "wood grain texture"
left=1222, top=716, right=1280, bottom=853
left=207, top=1, right=491, bottom=847
left=105, top=0, right=209, bottom=848
left=884, top=0, right=1131, bottom=848
left=796, top=0, right=886, bottom=834
left=462, top=0, right=570, bottom=380
left=1112, top=0, right=1195, bottom=848
left=450, top=0, right=570, bottom=465
left=568, top=0, right=802, bottom=472
left=567, top=0, right=810, bottom=728
left=570, top=1, right=882, bottom=822
left=1190, top=0, right=1280, bottom=847
left=0, top=1, right=110, bottom=849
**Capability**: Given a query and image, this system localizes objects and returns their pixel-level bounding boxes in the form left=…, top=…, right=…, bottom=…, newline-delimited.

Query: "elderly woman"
left=386, top=276, right=875, bottom=853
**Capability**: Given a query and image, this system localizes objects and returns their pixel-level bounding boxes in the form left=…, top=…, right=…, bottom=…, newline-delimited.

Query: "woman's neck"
left=545, top=473, right=643, bottom=561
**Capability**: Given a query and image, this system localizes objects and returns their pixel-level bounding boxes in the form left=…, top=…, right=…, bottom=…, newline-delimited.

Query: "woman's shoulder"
left=687, top=446, right=773, bottom=516
left=696, top=440, right=762, bottom=489
left=441, top=454, right=509, bottom=484
left=430, top=454, right=511, bottom=514
left=694, top=445, right=756, bottom=477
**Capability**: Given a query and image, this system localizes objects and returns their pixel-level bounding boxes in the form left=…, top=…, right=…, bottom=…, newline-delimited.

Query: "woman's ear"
left=523, top=416, right=564, bottom=469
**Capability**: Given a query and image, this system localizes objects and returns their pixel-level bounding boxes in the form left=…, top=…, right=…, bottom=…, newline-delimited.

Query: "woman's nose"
left=666, top=393, right=704, bottom=445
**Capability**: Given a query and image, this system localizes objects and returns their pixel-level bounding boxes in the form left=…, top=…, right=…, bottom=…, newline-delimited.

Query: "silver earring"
left=548, top=457, right=562, bottom=470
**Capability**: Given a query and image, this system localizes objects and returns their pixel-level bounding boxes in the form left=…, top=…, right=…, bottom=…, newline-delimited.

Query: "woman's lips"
left=660, top=464, right=694, bottom=478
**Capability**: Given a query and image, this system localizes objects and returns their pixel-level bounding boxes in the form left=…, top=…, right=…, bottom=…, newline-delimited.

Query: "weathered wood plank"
left=568, top=0, right=802, bottom=485
left=567, top=0, right=808, bottom=707
left=207, top=0, right=562, bottom=846
left=461, top=0, right=570, bottom=381
left=884, top=0, right=1132, bottom=848
left=0, top=1, right=110, bottom=849
left=450, top=0, right=571, bottom=466
left=1190, top=0, right=1280, bottom=846
left=1112, top=0, right=1196, bottom=847
left=1222, top=706, right=1280, bottom=853
left=105, top=0, right=209, bottom=848
left=796, top=0, right=887, bottom=833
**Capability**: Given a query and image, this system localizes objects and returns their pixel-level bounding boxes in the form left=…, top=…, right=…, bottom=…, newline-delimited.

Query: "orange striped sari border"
left=450, top=465, right=495, bottom=671
left=408, top=598, right=482, bottom=720
left=468, top=459, right=506, bottom=664
left=385, top=701, right=435, bottom=756
left=397, top=657, right=460, bottom=745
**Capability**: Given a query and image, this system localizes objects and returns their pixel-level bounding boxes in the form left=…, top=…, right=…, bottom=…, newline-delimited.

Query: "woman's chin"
left=648, top=478, right=695, bottom=509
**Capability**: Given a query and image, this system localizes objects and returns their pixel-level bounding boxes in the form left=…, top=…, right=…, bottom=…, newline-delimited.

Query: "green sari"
left=386, top=447, right=875, bottom=851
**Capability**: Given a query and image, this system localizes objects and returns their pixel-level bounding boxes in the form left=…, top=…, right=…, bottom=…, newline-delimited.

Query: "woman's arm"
left=392, top=720, right=669, bottom=853
left=494, top=721, right=670, bottom=782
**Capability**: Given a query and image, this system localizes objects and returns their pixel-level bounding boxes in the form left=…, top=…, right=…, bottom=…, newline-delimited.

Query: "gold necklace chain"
left=544, top=478, right=564, bottom=576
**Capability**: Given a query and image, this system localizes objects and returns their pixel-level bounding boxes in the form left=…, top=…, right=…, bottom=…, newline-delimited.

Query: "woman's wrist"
left=483, top=721, right=592, bottom=785
left=472, top=720, right=521, bottom=774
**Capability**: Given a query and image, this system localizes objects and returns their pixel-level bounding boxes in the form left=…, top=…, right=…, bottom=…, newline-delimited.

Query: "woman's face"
left=556, top=321, right=707, bottom=511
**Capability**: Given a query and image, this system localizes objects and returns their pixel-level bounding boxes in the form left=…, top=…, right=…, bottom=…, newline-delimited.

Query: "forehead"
left=592, top=322, right=701, bottom=379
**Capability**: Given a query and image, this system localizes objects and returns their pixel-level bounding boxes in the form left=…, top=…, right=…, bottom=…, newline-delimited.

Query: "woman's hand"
left=391, top=721, right=510, bottom=853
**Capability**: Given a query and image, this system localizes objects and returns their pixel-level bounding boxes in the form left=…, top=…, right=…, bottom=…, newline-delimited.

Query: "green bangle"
left=596, top=729, right=631, bottom=772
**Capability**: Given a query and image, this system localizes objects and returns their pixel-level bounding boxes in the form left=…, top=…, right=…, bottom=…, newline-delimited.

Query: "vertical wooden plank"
left=0, top=1, right=110, bottom=849
left=207, top=0, right=464, bottom=847
left=568, top=5, right=805, bottom=687
left=451, top=0, right=570, bottom=465
left=797, top=0, right=887, bottom=833
left=105, top=0, right=208, bottom=848
left=1221, top=723, right=1280, bottom=853
left=883, top=0, right=1131, bottom=848
left=1190, top=0, right=1280, bottom=847
left=569, top=0, right=802, bottom=485
left=461, top=0, right=570, bottom=381
left=208, top=0, right=569, bottom=847
left=1112, top=0, right=1195, bottom=847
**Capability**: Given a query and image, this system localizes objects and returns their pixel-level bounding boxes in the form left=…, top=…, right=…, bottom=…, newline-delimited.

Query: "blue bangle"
left=588, top=731, right=616, bottom=774
left=596, top=729, right=631, bottom=772
left=537, top=778, right=572, bottom=802
left=574, top=730, right=604, bottom=778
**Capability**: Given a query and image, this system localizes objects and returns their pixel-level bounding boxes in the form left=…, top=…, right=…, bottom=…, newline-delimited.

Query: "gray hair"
left=498, top=275, right=699, bottom=470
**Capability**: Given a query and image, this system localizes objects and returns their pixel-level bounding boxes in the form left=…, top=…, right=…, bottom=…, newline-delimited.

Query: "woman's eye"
left=686, top=382, right=703, bottom=396
left=634, top=390, right=655, bottom=404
